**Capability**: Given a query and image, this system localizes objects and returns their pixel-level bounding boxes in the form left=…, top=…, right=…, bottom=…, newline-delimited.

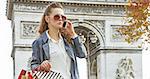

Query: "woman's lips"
left=58, top=21, right=63, bottom=25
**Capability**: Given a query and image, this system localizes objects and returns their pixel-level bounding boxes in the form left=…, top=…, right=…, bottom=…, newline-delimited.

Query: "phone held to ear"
left=63, top=20, right=67, bottom=28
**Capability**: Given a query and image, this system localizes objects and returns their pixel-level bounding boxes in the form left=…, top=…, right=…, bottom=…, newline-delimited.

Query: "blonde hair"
left=38, top=2, right=63, bottom=35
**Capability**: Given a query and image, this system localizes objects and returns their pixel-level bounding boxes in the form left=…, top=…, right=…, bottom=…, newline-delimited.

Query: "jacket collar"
left=41, top=30, right=69, bottom=44
left=41, top=31, right=49, bottom=43
left=40, top=31, right=75, bottom=61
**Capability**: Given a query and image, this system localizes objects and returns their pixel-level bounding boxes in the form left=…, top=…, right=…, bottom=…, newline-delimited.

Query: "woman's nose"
left=59, top=16, right=63, bottom=21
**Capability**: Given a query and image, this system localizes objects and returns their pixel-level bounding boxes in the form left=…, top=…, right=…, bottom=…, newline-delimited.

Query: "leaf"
left=118, top=0, right=150, bottom=44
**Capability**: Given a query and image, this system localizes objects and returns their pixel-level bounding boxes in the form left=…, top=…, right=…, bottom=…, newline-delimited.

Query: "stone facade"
left=6, top=0, right=142, bottom=79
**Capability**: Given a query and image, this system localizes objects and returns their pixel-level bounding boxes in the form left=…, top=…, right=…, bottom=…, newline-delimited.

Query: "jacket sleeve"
left=72, top=36, right=87, bottom=58
left=31, top=40, right=41, bottom=70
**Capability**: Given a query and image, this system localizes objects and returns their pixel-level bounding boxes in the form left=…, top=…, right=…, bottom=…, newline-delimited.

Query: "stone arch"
left=72, top=21, right=105, bottom=79
left=72, top=21, right=105, bottom=48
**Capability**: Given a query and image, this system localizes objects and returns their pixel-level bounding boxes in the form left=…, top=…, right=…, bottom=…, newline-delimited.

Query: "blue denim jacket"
left=31, top=31, right=86, bottom=79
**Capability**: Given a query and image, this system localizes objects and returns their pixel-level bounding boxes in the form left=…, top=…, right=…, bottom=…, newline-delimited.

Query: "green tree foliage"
left=118, top=0, right=150, bottom=43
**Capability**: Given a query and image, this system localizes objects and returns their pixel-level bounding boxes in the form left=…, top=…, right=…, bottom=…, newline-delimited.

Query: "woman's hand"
left=37, top=60, right=51, bottom=72
left=60, top=20, right=77, bottom=38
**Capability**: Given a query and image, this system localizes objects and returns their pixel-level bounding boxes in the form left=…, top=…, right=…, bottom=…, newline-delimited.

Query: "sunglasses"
left=53, top=14, right=66, bottom=21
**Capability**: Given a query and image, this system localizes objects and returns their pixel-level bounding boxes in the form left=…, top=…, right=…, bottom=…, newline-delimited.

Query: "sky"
left=0, top=0, right=150, bottom=79
left=0, top=0, right=13, bottom=79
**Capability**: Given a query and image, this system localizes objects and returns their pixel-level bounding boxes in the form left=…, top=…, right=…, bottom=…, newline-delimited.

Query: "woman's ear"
left=45, top=16, right=49, bottom=23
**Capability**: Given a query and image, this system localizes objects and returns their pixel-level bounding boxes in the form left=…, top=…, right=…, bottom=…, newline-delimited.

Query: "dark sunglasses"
left=53, top=14, right=66, bottom=21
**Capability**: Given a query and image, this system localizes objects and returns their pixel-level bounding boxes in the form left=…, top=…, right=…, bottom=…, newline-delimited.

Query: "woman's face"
left=47, top=8, right=66, bottom=30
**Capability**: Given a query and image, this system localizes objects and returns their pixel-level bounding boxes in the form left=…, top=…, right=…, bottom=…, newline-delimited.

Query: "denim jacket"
left=31, top=31, right=86, bottom=79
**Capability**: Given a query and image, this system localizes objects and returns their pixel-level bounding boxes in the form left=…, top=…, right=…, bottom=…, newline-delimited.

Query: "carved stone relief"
left=116, top=57, right=135, bottom=79
left=14, top=4, right=125, bottom=16
left=68, top=19, right=78, bottom=23
left=113, top=9, right=125, bottom=15
left=75, top=26, right=100, bottom=79
left=66, top=0, right=127, bottom=2
left=90, top=58, right=97, bottom=79
left=65, top=7, right=125, bottom=16
left=85, top=20, right=105, bottom=35
left=14, top=4, right=46, bottom=12
left=21, top=21, right=39, bottom=39
left=111, top=25, right=124, bottom=42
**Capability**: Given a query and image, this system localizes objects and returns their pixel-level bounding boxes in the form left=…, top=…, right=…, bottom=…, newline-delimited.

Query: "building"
left=6, top=0, right=142, bottom=79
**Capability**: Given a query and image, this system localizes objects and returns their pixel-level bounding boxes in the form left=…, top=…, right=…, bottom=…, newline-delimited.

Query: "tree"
left=118, top=0, right=150, bottom=45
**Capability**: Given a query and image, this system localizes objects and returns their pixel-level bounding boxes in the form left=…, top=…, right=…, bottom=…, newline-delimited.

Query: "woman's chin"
left=57, top=25, right=63, bottom=28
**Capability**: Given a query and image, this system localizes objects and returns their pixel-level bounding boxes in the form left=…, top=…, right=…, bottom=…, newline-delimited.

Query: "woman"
left=31, top=2, right=87, bottom=79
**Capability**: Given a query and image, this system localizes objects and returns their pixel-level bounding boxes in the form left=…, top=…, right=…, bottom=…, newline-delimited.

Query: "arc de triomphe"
left=6, top=0, right=142, bottom=79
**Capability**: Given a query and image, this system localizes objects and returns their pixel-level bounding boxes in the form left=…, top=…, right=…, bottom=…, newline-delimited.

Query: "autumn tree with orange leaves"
left=118, top=0, right=150, bottom=45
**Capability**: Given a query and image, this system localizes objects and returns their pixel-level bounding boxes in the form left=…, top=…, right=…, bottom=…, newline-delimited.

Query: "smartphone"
left=63, top=20, right=67, bottom=28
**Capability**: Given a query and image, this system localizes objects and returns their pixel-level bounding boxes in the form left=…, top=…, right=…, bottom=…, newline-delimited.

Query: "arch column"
left=73, top=21, right=104, bottom=79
